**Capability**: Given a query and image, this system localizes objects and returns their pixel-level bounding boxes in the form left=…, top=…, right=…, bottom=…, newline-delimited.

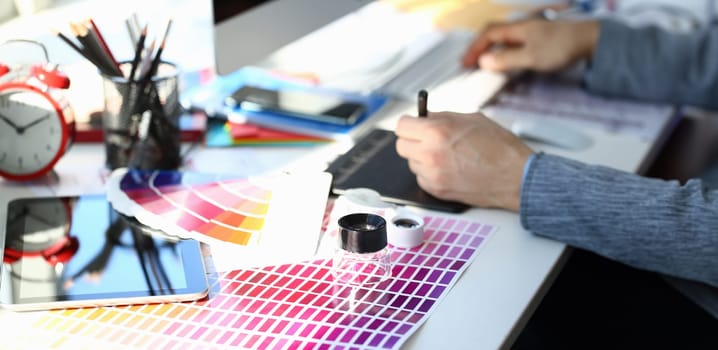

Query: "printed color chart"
left=2, top=215, right=496, bottom=349
left=107, top=168, right=332, bottom=270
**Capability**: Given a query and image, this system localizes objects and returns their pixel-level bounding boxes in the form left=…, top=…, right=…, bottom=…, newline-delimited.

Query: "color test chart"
left=107, top=168, right=332, bottom=270
left=1, top=214, right=496, bottom=349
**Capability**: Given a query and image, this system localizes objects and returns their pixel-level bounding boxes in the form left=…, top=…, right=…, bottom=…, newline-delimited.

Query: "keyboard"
left=380, top=29, right=508, bottom=107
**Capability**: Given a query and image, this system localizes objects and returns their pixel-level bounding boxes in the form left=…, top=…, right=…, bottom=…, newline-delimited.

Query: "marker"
left=418, top=89, right=428, bottom=117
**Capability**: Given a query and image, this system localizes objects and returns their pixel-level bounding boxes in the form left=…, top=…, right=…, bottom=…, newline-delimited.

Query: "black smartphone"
left=225, top=85, right=366, bottom=125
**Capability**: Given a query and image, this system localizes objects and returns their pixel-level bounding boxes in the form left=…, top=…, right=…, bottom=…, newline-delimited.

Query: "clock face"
left=6, top=197, right=72, bottom=253
left=0, top=84, right=68, bottom=179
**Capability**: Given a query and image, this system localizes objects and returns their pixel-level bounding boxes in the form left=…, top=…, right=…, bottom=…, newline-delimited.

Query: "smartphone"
left=1, top=194, right=209, bottom=311
left=225, top=85, right=366, bottom=125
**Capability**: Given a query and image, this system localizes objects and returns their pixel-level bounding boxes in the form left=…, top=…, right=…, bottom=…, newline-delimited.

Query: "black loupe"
left=338, top=213, right=387, bottom=253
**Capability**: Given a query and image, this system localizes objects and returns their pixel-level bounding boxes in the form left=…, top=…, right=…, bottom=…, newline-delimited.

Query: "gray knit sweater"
left=519, top=19, right=718, bottom=318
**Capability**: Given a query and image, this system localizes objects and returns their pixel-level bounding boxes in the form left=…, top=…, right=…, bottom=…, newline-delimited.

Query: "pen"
left=418, top=89, right=428, bottom=117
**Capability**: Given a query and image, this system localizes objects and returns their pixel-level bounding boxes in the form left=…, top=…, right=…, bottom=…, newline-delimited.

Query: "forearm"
left=520, top=153, right=718, bottom=287
left=586, top=19, right=718, bottom=109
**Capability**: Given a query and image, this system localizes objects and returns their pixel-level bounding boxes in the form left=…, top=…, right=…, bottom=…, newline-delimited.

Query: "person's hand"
left=395, top=112, right=533, bottom=212
left=461, top=19, right=600, bottom=73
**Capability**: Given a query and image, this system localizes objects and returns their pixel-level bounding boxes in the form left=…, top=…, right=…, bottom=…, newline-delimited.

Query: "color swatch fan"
left=107, top=168, right=333, bottom=271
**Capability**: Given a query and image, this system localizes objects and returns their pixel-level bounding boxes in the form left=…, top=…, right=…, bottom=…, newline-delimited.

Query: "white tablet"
left=1, top=194, right=209, bottom=311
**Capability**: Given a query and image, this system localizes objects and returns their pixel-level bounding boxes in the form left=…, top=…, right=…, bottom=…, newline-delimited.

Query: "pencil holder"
left=101, top=61, right=181, bottom=170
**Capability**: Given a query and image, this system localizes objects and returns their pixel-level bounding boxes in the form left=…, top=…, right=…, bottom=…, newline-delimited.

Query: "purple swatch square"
left=448, top=246, right=463, bottom=258
left=434, top=244, right=449, bottom=256
left=393, top=252, right=414, bottom=264
left=427, top=270, right=443, bottom=283
left=470, top=236, right=484, bottom=248
left=410, top=254, right=427, bottom=266
left=355, top=316, right=372, bottom=328
left=429, top=285, right=446, bottom=299
left=460, top=248, right=475, bottom=260
left=368, top=334, right=386, bottom=347
left=404, top=297, right=422, bottom=310
left=340, top=329, right=358, bottom=343
left=432, top=231, right=447, bottom=242
left=423, top=256, right=440, bottom=268
left=355, top=330, right=373, bottom=345
left=390, top=295, right=408, bottom=308
left=450, top=260, right=465, bottom=271
left=389, top=279, right=407, bottom=292
left=401, top=281, right=420, bottom=295
left=381, top=320, right=399, bottom=333
left=479, top=224, right=493, bottom=236
left=437, top=258, right=452, bottom=269
left=399, top=266, right=416, bottom=279
left=415, top=283, right=431, bottom=297
left=418, top=299, right=435, bottom=313
left=384, top=336, right=401, bottom=348
left=327, top=327, right=344, bottom=341
left=455, top=220, right=468, bottom=232
left=440, top=271, right=456, bottom=285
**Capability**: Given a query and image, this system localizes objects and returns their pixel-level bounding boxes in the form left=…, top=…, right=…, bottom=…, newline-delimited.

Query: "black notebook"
left=326, top=128, right=469, bottom=213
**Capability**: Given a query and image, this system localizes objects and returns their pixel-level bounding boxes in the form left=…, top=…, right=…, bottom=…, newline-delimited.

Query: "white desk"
left=0, top=106, right=674, bottom=350
left=0, top=1, right=678, bottom=349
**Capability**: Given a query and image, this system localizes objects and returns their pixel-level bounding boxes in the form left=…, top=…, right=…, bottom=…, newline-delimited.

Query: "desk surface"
left=0, top=1, right=677, bottom=349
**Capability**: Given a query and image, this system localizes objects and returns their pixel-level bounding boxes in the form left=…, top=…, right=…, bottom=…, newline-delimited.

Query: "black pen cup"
left=100, top=61, right=182, bottom=170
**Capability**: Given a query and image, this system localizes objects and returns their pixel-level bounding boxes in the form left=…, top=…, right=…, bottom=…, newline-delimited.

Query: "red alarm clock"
left=0, top=39, right=75, bottom=181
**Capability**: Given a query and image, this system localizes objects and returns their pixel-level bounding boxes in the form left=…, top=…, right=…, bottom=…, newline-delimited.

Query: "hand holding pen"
left=395, top=88, right=534, bottom=211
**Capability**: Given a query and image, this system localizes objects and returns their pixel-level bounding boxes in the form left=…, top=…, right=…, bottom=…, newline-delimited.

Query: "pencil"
left=128, top=24, right=148, bottom=81
left=68, top=22, right=101, bottom=67
left=135, top=38, right=156, bottom=81
left=144, top=18, right=173, bottom=81
left=125, top=17, right=138, bottom=47
left=88, top=18, right=122, bottom=76
left=52, top=28, right=87, bottom=60
left=71, top=20, right=118, bottom=76
left=143, top=40, right=164, bottom=82
left=418, top=89, right=428, bottom=117
left=131, top=13, right=142, bottom=37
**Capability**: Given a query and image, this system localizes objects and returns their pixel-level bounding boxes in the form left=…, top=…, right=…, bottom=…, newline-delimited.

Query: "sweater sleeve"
left=585, top=19, right=718, bottom=109
left=519, top=153, right=718, bottom=288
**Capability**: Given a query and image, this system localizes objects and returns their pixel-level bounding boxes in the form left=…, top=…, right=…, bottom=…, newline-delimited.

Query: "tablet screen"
left=1, top=194, right=209, bottom=311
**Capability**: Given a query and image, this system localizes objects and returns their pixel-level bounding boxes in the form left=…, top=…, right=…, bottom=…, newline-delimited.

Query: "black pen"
left=418, top=89, right=428, bottom=117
